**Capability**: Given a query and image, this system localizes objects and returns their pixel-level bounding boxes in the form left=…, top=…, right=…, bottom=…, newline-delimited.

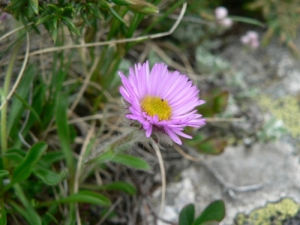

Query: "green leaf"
left=8, top=142, right=47, bottom=188
left=29, top=0, right=39, bottom=14
left=213, top=91, right=229, bottom=115
left=193, top=200, right=225, bottom=225
left=88, top=4, right=103, bottom=19
left=7, top=65, right=35, bottom=136
left=111, top=0, right=132, bottom=5
left=197, top=139, right=227, bottom=155
left=0, top=206, right=7, bottom=225
left=4, top=148, right=25, bottom=164
left=129, top=2, right=159, bottom=14
left=87, top=150, right=114, bottom=163
left=20, top=84, right=47, bottom=142
left=39, top=151, right=65, bottom=167
left=50, top=25, right=59, bottom=43
left=13, top=92, right=42, bottom=124
left=198, top=89, right=228, bottom=117
left=100, top=182, right=136, bottom=195
left=9, top=199, right=41, bottom=225
left=53, top=191, right=111, bottom=206
left=0, top=170, right=9, bottom=178
left=36, top=14, right=55, bottom=25
left=109, top=152, right=150, bottom=169
left=87, top=150, right=150, bottom=170
left=185, top=133, right=227, bottom=155
left=229, top=16, right=265, bottom=28
left=61, top=16, right=80, bottom=36
left=55, top=94, right=74, bottom=176
left=11, top=184, right=42, bottom=225
left=52, top=16, right=58, bottom=29
left=6, top=0, right=25, bottom=11
left=109, top=7, right=128, bottom=26
left=34, top=166, right=67, bottom=186
left=179, top=204, right=195, bottom=225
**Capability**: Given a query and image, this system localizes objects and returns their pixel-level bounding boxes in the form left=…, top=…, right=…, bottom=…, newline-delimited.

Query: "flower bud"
left=0, top=12, right=8, bottom=21
left=218, top=18, right=232, bottom=28
left=215, top=7, right=228, bottom=20
left=240, top=30, right=260, bottom=49
left=127, top=0, right=159, bottom=14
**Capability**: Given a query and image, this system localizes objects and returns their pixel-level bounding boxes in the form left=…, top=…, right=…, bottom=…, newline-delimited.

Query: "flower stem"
left=151, top=140, right=166, bottom=215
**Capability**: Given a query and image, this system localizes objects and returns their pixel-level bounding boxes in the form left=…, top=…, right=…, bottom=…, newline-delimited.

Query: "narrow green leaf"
left=36, top=14, right=55, bottom=25
left=52, top=16, right=58, bottom=29
left=8, top=65, right=35, bottom=135
left=9, top=142, right=47, bottom=188
left=39, top=151, right=65, bottom=167
left=6, top=0, right=24, bottom=11
left=87, top=150, right=150, bottom=170
left=229, top=16, right=265, bottom=27
left=29, top=0, right=39, bottom=14
left=86, top=150, right=114, bottom=164
left=0, top=170, right=9, bottom=178
left=61, top=17, right=80, bottom=36
left=13, top=92, right=42, bottom=124
left=41, top=204, right=58, bottom=225
left=0, top=32, right=26, bottom=59
left=213, top=91, right=229, bottom=114
left=100, top=182, right=136, bottom=195
left=129, top=2, right=159, bottom=14
left=193, top=200, right=225, bottom=225
left=47, top=4, right=58, bottom=11
left=109, top=7, right=128, bottom=26
left=0, top=206, right=7, bottom=225
left=50, top=25, right=58, bottom=43
left=52, top=191, right=111, bottom=206
left=21, top=84, right=47, bottom=141
left=11, top=184, right=42, bottom=225
left=55, top=95, right=74, bottom=175
left=4, top=148, right=25, bottom=164
left=110, top=153, right=150, bottom=170
left=88, top=5, right=103, bottom=19
left=179, top=204, right=195, bottom=225
left=111, top=0, right=132, bottom=6
left=9, top=200, right=41, bottom=225
left=34, top=166, right=67, bottom=186
left=186, top=137, right=227, bottom=155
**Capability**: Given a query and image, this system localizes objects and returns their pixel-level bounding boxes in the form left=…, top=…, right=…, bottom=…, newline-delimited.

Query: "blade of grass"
left=55, top=94, right=74, bottom=180
left=13, top=91, right=42, bottom=124
left=1, top=39, right=22, bottom=164
left=11, top=184, right=42, bottom=225
left=7, top=65, right=35, bottom=136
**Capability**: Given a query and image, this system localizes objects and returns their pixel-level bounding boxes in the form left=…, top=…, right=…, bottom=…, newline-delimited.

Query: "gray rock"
left=154, top=141, right=300, bottom=224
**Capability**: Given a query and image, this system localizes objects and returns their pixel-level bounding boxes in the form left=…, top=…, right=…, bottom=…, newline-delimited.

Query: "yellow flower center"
left=141, top=96, right=172, bottom=121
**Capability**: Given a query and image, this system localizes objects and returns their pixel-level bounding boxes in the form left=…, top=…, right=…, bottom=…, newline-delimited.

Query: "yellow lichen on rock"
left=258, top=95, right=300, bottom=138
left=235, top=198, right=300, bottom=225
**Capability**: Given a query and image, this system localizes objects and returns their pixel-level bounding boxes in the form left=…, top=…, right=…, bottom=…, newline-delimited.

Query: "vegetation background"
left=0, top=0, right=299, bottom=224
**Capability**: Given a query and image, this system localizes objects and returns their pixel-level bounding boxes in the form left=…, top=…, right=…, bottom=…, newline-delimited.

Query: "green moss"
left=235, top=198, right=300, bottom=225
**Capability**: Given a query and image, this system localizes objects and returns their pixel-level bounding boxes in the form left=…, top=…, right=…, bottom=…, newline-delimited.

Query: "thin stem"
left=27, top=3, right=187, bottom=57
left=0, top=22, right=33, bottom=42
left=151, top=141, right=166, bottom=215
left=74, top=123, right=95, bottom=225
left=0, top=32, right=30, bottom=112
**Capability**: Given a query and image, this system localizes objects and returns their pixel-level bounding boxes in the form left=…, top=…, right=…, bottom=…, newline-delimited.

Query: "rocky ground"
left=154, top=34, right=300, bottom=225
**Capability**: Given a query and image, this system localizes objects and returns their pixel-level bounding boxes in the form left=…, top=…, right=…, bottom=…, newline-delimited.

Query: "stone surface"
left=235, top=198, right=300, bottom=225
left=156, top=141, right=300, bottom=224
left=222, top=34, right=300, bottom=97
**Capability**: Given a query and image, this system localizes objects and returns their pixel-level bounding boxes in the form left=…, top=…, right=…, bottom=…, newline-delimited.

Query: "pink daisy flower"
left=119, top=61, right=206, bottom=145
